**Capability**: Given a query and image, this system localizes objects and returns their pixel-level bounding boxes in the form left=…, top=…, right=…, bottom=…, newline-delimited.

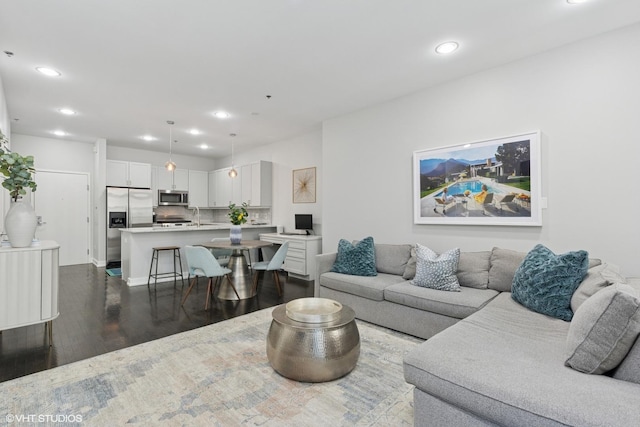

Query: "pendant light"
left=165, top=120, right=176, bottom=171
left=228, top=133, right=238, bottom=178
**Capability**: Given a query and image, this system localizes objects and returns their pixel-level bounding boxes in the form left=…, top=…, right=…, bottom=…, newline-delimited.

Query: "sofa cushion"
left=384, top=282, right=498, bottom=319
left=565, top=283, right=640, bottom=374
left=402, top=246, right=417, bottom=279
left=411, top=244, right=460, bottom=292
left=404, top=293, right=640, bottom=427
left=612, top=277, right=640, bottom=383
left=511, top=244, right=589, bottom=321
left=319, top=271, right=405, bottom=301
left=571, top=262, right=626, bottom=312
left=457, top=251, right=491, bottom=289
left=487, top=247, right=526, bottom=292
left=331, top=236, right=377, bottom=276
left=374, top=243, right=412, bottom=276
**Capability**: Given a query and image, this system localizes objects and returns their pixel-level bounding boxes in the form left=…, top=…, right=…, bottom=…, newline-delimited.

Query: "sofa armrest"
left=314, top=252, right=337, bottom=296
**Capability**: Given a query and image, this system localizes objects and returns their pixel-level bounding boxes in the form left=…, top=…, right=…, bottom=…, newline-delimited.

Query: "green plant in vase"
left=228, top=202, right=248, bottom=225
left=228, top=202, right=248, bottom=244
left=0, top=136, right=38, bottom=202
left=0, top=131, right=39, bottom=248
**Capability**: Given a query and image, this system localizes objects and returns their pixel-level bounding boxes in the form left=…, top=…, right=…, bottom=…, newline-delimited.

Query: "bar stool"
left=147, top=246, right=185, bottom=288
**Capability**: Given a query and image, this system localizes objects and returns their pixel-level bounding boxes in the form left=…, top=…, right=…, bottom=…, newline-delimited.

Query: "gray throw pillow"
left=565, top=283, right=640, bottom=374
left=410, top=244, right=461, bottom=292
left=571, top=262, right=626, bottom=313
left=488, top=247, right=527, bottom=292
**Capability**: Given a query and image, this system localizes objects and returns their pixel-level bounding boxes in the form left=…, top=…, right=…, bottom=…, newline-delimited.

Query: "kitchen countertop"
left=121, top=223, right=275, bottom=233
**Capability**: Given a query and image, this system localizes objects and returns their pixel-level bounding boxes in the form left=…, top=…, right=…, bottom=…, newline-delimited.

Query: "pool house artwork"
left=413, top=131, right=542, bottom=226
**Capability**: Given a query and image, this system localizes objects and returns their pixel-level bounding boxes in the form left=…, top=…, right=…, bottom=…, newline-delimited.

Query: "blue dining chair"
left=209, top=237, right=232, bottom=267
left=252, top=241, right=289, bottom=296
left=182, top=245, right=240, bottom=309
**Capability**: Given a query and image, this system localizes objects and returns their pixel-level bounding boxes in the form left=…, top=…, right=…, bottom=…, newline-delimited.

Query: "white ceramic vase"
left=4, top=199, right=38, bottom=248
left=230, top=224, right=242, bottom=244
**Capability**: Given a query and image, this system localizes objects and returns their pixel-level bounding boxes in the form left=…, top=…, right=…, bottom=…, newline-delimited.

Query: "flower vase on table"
left=230, top=225, right=242, bottom=244
left=5, top=199, right=38, bottom=247
left=228, top=202, right=248, bottom=245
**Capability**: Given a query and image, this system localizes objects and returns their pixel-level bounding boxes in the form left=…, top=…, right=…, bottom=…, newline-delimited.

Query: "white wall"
left=323, top=23, right=640, bottom=276
left=11, top=134, right=94, bottom=173
left=220, top=128, right=323, bottom=234
left=107, top=145, right=216, bottom=171
left=0, top=74, right=9, bottom=145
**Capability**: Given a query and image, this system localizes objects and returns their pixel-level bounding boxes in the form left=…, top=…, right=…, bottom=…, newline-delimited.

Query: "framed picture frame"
left=413, top=131, right=542, bottom=226
left=292, top=166, right=316, bottom=203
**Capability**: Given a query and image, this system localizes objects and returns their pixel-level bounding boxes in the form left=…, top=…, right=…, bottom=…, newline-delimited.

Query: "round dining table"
left=198, top=239, right=273, bottom=300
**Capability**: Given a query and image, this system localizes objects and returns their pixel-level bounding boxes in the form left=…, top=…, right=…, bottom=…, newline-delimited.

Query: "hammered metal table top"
left=272, top=301, right=355, bottom=329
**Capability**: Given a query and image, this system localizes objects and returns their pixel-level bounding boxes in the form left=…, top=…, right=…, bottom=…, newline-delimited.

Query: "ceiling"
left=1, top=0, right=639, bottom=159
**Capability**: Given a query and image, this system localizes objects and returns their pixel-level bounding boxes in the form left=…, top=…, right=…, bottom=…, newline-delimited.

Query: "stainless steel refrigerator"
left=106, top=187, right=153, bottom=268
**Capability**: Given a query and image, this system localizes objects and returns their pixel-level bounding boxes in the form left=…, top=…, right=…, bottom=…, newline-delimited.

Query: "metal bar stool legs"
left=147, top=246, right=185, bottom=289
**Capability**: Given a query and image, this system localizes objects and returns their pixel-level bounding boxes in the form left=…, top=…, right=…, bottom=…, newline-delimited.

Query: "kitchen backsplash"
left=154, top=206, right=271, bottom=225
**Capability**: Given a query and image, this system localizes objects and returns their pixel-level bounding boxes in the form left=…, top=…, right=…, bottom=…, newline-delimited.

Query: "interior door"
left=33, top=170, right=90, bottom=266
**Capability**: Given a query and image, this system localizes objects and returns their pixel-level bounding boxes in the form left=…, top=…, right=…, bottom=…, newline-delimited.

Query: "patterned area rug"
left=0, top=307, right=422, bottom=426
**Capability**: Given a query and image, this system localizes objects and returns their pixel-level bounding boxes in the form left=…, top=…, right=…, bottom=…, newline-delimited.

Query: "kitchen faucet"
left=192, top=206, right=200, bottom=227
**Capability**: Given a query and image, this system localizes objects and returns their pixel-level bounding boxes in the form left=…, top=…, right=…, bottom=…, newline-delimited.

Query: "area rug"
left=0, top=307, right=422, bottom=426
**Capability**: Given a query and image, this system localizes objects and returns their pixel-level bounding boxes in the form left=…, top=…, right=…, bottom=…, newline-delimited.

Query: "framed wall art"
left=293, top=166, right=316, bottom=203
left=413, top=131, right=542, bottom=226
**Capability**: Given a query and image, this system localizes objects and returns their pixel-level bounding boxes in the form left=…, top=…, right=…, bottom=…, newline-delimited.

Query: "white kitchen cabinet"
left=188, top=170, right=208, bottom=207
left=106, top=160, right=151, bottom=188
left=151, top=166, right=159, bottom=206
left=241, top=161, right=272, bottom=206
left=157, top=168, right=188, bottom=191
left=208, top=171, right=217, bottom=207
left=259, top=233, right=322, bottom=280
left=215, top=168, right=232, bottom=207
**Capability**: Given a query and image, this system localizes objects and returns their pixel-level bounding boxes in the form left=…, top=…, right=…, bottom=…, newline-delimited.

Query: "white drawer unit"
left=260, top=233, right=322, bottom=280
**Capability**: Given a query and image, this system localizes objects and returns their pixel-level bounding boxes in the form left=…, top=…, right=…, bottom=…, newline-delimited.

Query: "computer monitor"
left=295, top=214, right=313, bottom=234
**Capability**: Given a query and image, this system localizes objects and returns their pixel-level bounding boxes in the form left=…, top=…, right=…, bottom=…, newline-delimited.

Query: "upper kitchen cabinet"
left=208, top=171, right=216, bottom=207
left=157, top=168, right=188, bottom=191
left=106, top=160, right=151, bottom=188
left=188, top=170, right=208, bottom=208
left=241, top=161, right=272, bottom=206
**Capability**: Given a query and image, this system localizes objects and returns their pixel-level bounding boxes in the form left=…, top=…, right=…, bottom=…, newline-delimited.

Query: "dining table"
left=198, top=239, right=273, bottom=300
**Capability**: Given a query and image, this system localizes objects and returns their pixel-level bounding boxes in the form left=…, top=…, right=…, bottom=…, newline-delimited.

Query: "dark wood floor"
left=0, top=264, right=314, bottom=383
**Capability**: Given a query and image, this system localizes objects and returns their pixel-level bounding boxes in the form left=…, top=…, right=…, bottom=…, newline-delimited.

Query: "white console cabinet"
left=259, top=233, right=321, bottom=280
left=0, top=241, right=60, bottom=344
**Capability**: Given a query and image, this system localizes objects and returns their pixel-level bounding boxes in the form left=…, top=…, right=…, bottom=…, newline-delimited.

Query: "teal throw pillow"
left=331, top=236, right=377, bottom=276
left=512, top=244, right=589, bottom=321
left=411, top=244, right=461, bottom=292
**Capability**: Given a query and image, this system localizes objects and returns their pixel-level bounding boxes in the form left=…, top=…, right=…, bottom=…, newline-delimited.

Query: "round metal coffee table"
left=266, top=298, right=360, bottom=382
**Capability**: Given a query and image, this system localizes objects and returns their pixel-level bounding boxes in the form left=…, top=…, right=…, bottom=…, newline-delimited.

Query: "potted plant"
left=228, top=202, right=248, bottom=244
left=0, top=132, right=38, bottom=247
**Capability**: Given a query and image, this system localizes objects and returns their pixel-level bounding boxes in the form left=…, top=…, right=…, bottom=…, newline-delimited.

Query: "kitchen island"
left=120, top=224, right=276, bottom=286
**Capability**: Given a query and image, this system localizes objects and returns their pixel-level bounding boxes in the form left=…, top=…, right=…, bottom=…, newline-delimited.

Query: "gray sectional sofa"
left=315, top=243, right=640, bottom=426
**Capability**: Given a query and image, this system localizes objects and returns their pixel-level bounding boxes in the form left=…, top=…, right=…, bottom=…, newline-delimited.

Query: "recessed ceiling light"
left=58, top=108, right=76, bottom=115
left=435, top=41, right=459, bottom=55
left=200, top=144, right=208, bottom=149
left=567, top=0, right=587, bottom=4
left=213, top=111, right=230, bottom=119
left=52, top=130, right=66, bottom=137
left=141, top=135, right=155, bottom=141
left=36, top=67, right=61, bottom=77
left=189, top=129, right=201, bottom=135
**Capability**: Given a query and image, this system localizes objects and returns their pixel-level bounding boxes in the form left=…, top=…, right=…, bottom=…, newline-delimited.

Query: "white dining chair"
left=182, top=245, right=240, bottom=309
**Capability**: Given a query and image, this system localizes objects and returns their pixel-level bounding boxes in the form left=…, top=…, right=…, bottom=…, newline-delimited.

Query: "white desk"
left=259, top=233, right=322, bottom=280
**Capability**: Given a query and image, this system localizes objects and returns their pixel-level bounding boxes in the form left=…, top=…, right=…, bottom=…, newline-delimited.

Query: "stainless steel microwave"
left=158, top=190, right=189, bottom=206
